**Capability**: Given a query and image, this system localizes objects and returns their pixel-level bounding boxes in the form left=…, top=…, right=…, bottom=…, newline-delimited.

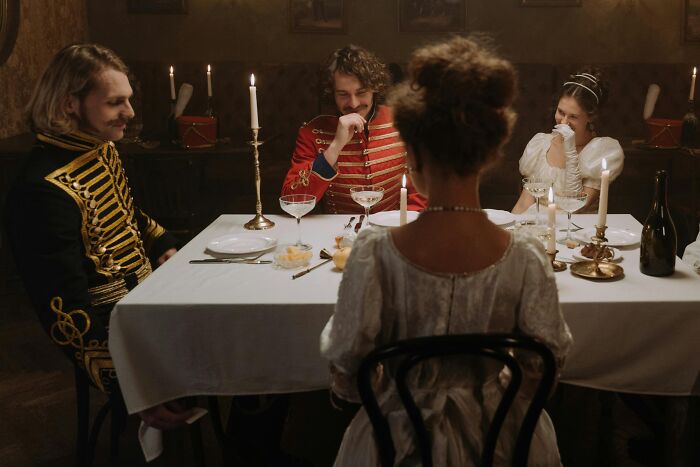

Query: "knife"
left=354, top=214, right=365, bottom=233
left=189, top=258, right=272, bottom=264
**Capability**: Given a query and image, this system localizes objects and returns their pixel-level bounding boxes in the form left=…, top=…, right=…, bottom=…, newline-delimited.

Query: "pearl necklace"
left=421, top=205, right=486, bottom=214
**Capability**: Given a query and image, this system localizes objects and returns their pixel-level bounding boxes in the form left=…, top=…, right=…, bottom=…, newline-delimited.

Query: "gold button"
left=72, top=181, right=81, bottom=190
left=89, top=200, right=97, bottom=209
left=98, top=246, right=106, bottom=254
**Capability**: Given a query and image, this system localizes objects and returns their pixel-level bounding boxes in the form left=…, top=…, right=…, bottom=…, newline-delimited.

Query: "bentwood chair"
left=74, top=366, right=206, bottom=467
left=74, top=366, right=128, bottom=467
left=357, top=333, right=557, bottom=467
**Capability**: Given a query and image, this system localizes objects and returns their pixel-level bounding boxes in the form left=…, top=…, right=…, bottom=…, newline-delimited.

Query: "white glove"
left=553, top=124, right=582, bottom=192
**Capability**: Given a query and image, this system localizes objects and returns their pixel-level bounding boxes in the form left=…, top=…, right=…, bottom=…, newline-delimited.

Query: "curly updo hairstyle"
left=559, top=68, right=608, bottom=127
left=322, top=44, right=391, bottom=104
left=388, top=36, right=518, bottom=177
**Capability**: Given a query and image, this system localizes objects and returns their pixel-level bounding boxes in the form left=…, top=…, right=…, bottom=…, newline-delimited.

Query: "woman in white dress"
left=320, top=37, right=573, bottom=467
left=512, top=69, right=624, bottom=214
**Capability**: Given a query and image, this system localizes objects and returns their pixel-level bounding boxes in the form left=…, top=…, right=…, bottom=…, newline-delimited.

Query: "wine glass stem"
left=566, top=212, right=572, bottom=241
left=364, top=206, right=370, bottom=227
left=296, top=217, right=302, bottom=246
left=535, top=198, right=541, bottom=226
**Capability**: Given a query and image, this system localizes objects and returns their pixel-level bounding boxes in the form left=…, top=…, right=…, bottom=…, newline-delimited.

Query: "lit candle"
left=399, top=174, right=408, bottom=226
left=249, top=74, right=259, bottom=129
left=547, top=227, right=556, bottom=254
left=207, top=64, right=213, bottom=97
left=597, top=158, right=610, bottom=227
left=690, top=66, right=697, bottom=101
left=547, top=186, right=556, bottom=228
left=169, top=66, right=176, bottom=101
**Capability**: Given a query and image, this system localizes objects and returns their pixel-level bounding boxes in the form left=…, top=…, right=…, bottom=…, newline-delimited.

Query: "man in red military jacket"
left=281, top=44, right=426, bottom=215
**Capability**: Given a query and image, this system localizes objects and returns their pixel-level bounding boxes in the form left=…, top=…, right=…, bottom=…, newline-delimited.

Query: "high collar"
left=37, top=130, right=109, bottom=152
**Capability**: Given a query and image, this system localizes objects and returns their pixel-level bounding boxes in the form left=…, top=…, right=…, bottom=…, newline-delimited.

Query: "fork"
left=344, top=216, right=356, bottom=229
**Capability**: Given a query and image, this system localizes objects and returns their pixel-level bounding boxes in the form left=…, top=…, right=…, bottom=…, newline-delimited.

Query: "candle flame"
left=250, top=74, right=255, bottom=86
left=694, top=66, right=697, bottom=77
left=602, top=158, right=607, bottom=171
left=548, top=186, right=554, bottom=203
left=169, top=66, right=173, bottom=74
left=207, top=64, right=211, bottom=73
left=402, top=174, right=406, bottom=188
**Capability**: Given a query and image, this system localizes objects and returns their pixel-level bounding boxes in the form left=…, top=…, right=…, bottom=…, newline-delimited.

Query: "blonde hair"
left=26, top=44, right=129, bottom=135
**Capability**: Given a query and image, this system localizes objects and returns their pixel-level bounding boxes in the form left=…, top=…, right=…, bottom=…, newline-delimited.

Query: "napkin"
left=174, top=83, right=194, bottom=118
left=643, top=84, right=660, bottom=120
left=137, top=407, right=208, bottom=462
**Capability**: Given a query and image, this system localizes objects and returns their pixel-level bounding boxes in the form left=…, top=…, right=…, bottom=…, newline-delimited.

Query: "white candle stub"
left=597, top=158, right=610, bottom=227
left=547, top=186, right=556, bottom=228
left=249, top=74, right=259, bottom=129
left=399, top=174, right=408, bottom=226
left=169, top=66, right=176, bottom=101
left=207, top=64, right=212, bottom=97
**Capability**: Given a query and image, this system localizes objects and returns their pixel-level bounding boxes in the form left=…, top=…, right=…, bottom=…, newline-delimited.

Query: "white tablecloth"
left=109, top=213, right=700, bottom=414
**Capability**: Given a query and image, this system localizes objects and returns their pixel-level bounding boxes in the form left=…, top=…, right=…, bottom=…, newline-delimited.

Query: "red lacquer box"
left=645, top=118, right=682, bottom=148
left=176, top=116, right=217, bottom=149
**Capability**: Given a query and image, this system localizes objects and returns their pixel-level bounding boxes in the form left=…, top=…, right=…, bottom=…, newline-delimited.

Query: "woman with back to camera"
left=512, top=69, right=624, bottom=214
left=320, top=36, right=572, bottom=466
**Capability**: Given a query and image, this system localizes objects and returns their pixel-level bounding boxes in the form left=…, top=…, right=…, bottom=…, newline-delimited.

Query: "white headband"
left=563, top=81, right=600, bottom=104
left=575, top=73, right=599, bottom=86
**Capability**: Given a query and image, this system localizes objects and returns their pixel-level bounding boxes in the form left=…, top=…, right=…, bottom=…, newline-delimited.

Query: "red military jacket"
left=281, top=105, right=427, bottom=214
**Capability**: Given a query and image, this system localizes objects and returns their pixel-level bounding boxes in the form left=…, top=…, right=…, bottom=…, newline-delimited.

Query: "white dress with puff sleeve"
left=320, top=228, right=573, bottom=467
left=519, top=133, right=624, bottom=192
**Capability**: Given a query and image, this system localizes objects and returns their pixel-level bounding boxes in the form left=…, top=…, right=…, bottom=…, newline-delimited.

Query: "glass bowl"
left=273, top=244, right=313, bottom=269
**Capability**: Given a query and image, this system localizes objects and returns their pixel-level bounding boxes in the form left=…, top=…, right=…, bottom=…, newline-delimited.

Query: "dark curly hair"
left=388, top=36, right=518, bottom=177
left=558, top=68, right=608, bottom=125
left=322, top=45, right=391, bottom=104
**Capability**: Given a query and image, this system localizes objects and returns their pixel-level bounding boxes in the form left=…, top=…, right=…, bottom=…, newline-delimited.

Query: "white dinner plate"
left=206, top=233, right=278, bottom=255
left=485, top=209, right=516, bottom=226
left=369, top=210, right=419, bottom=227
left=573, top=227, right=641, bottom=247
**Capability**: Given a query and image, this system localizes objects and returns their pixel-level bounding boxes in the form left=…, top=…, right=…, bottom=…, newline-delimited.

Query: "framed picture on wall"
left=127, top=0, right=187, bottom=14
left=520, top=0, right=581, bottom=6
left=398, top=0, right=466, bottom=33
left=686, top=0, right=700, bottom=41
left=289, top=0, right=346, bottom=33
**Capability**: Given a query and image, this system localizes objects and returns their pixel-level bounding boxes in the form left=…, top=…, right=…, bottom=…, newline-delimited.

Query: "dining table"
left=109, top=212, right=700, bottom=418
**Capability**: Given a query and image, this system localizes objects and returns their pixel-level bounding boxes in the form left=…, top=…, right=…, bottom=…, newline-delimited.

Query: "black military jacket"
left=4, top=130, right=177, bottom=393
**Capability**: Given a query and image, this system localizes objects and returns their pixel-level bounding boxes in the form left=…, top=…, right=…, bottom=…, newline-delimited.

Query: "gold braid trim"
left=140, top=211, right=167, bottom=253
left=290, top=167, right=311, bottom=190
left=48, top=297, right=114, bottom=393
left=88, top=261, right=152, bottom=306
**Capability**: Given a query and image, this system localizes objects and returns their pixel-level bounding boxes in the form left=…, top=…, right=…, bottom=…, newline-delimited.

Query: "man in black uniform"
left=5, top=44, right=194, bottom=429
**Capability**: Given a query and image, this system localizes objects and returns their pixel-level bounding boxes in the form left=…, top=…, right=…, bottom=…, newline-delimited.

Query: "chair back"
left=356, top=333, right=557, bottom=467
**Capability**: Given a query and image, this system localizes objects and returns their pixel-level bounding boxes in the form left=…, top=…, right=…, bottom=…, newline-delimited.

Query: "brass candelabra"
left=244, top=127, right=275, bottom=230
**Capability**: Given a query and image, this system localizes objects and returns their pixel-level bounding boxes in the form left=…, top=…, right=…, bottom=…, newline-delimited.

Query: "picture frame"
left=520, top=0, right=581, bottom=6
left=0, top=0, right=20, bottom=66
left=127, top=0, right=187, bottom=14
left=398, top=0, right=466, bottom=33
left=289, top=0, right=346, bottom=34
left=685, top=0, right=700, bottom=42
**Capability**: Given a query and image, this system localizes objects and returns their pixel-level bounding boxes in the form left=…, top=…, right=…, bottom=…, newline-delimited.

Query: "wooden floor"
left=1, top=285, right=697, bottom=467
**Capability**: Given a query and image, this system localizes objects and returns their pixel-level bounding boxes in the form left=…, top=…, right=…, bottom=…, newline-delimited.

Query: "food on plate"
left=565, top=239, right=579, bottom=249
left=274, top=245, right=313, bottom=269
left=580, top=243, right=614, bottom=260
left=332, top=247, right=352, bottom=270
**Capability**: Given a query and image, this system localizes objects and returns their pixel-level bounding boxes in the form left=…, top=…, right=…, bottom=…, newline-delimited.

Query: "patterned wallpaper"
left=0, top=0, right=88, bottom=139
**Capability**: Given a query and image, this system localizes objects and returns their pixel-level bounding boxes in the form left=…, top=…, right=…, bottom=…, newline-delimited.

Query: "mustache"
left=342, top=105, right=368, bottom=114
left=109, top=117, right=132, bottom=127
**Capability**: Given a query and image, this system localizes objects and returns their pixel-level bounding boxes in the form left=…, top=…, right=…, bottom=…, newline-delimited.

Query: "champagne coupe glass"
left=522, top=177, right=553, bottom=226
left=279, top=194, right=316, bottom=250
left=554, top=190, right=588, bottom=243
left=350, top=185, right=384, bottom=228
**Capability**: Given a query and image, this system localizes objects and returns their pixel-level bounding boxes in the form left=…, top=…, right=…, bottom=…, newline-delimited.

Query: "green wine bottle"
left=640, top=170, right=677, bottom=276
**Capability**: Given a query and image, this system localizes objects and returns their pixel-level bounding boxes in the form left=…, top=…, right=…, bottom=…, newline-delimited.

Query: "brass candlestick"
left=546, top=250, right=567, bottom=272
left=592, top=224, right=608, bottom=244
left=244, top=127, right=275, bottom=230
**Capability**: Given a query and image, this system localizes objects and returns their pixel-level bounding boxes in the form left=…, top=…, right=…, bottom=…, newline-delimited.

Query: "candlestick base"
left=244, top=213, right=275, bottom=230
left=546, top=250, right=567, bottom=272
